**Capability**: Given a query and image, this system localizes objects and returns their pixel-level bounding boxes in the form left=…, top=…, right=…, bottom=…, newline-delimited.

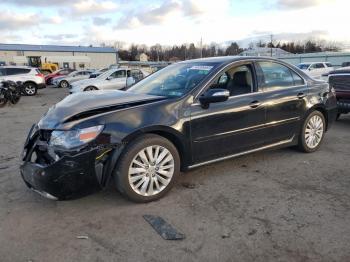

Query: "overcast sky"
left=0, top=0, right=348, bottom=48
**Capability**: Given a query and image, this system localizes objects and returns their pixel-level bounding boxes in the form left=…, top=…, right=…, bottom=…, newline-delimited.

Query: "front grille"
left=329, top=75, right=350, bottom=91
left=39, top=130, right=52, bottom=142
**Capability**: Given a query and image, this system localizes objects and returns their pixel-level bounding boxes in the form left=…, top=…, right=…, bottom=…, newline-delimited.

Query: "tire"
left=298, top=111, right=326, bottom=153
left=0, top=90, right=8, bottom=108
left=84, top=86, right=98, bottom=91
left=59, top=80, right=69, bottom=88
left=114, top=134, right=180, bottom=203
left=23, top=82, right=37, bottom=96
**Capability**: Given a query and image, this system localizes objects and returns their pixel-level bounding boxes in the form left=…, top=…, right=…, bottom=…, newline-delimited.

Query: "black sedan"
left=20, top=56, right=337, bottom=202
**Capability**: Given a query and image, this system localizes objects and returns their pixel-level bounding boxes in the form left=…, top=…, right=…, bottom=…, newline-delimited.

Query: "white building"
left=0, top=43, right=117, bottom=69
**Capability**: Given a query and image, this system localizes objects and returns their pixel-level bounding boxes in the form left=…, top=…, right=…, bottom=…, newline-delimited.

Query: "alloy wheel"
left=305, top=115, right=324, bottom=149
left=128, top=145, right=175, bottom=196
left=25, top=85, right=36, bottom=95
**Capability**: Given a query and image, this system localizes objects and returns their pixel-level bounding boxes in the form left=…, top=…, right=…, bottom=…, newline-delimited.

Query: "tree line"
left=115, top=40, right=340, bottom=62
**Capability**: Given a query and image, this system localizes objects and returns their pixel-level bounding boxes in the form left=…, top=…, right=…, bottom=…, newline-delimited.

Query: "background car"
left=52, top=70, right=94, bottom=88
left=0, top=66, right=45, bottom=96
left=89, top=68, right=109, bottom=79
left=45, top=68, right=75, bottom=85
left=328, top=68, right=350, bottom=119
left=297, top=62, right=334, bottom=79
left=70, top=68, right=149, bottom=93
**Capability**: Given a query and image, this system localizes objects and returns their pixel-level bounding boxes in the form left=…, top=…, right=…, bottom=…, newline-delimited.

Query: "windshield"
left=96, top=69, right=116, bottom=79
left=127, top=62, right=219, bottom=97
left=297, top=64, right=311, bottom=70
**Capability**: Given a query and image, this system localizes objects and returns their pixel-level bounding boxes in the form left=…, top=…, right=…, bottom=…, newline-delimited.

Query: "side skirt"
left=187, top=136, right=295, bottom=169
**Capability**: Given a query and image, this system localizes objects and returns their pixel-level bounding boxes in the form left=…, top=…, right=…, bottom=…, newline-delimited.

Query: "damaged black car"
left=20, top=57, right=337, bottom=202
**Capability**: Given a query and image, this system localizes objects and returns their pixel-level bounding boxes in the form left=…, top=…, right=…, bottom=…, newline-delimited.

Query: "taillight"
left=36, top=73, right=44, bottom=78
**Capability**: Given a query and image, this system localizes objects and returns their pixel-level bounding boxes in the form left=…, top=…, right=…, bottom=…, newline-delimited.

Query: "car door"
left=254, top=61, right=308, bottom=145
left=102, top=70, right=127, bottom=90
left=190, top=62, right=268, bottom=163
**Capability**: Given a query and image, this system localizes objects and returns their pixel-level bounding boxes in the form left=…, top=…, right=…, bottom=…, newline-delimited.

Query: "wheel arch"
left=24, top=80, right=37, bottom=87
left=122, top=126, right=190, bottom=170
left=307, top=104, right=329, bottom=130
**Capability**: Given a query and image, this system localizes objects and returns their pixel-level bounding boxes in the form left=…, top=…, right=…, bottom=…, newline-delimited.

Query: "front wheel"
left=114, top=134, right=180, bottom=203
left=298, top=111, right=326, bottom=153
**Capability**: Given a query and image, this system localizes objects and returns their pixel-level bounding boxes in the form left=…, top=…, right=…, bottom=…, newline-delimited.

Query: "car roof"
left=178, top=56, right=290, bottom=66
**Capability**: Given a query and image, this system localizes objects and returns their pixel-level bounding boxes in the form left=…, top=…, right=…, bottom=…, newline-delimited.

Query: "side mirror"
left=106, top=76, right=112, bottom=80
left=199, top=89, right=230, bottom=109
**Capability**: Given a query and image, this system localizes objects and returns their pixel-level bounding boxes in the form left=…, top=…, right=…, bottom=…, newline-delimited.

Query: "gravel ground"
left=0, top=87, right=349, bottom=262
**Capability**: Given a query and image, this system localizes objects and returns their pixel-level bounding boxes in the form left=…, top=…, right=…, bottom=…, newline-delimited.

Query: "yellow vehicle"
left=27, top=56, right=59, bottom=75
left=40, top=63, right=59, bottom=75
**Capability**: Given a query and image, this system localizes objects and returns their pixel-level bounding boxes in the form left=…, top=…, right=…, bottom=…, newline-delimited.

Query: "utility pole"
left=270, top=34, right=273, bottom=57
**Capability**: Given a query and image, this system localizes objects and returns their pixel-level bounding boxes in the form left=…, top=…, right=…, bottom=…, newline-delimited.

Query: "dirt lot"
left=0, top=87, right=349, bottom=262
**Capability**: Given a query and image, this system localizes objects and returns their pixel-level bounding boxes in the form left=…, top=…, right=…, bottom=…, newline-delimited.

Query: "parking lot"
left=0, top=88, right=349, bottom=261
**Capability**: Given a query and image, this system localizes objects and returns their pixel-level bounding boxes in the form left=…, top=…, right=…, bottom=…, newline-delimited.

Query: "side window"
left=325, top=63, right=333, bottom=68
left=0, top=68, right=5, bottom=76
left=110, top=70, right=126, bottom=79
left=257, top=61, right=294, bottom=90
left=6, top=68, right=19, bottom=75
left=208, top=64, right=254, bottom=97
left=290, top=70, right=304, bottom=86
left=315, top=63, right=325, bottom=69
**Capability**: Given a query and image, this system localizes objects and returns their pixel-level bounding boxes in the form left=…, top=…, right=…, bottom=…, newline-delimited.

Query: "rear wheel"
left=59, top=80, right=69, bottom=88
left=23, top=82, right=37, bottom=96
left=114, top=134, right=180, bottom=202
left=298, top=111, right=325, bottom=153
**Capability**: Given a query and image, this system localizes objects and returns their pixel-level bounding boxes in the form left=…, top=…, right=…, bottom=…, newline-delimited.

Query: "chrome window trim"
left=193, top=59, right=308, bottom=104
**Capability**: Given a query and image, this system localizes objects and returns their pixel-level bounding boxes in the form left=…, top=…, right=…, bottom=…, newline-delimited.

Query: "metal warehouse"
left=0, top=43, right=117, bottom=70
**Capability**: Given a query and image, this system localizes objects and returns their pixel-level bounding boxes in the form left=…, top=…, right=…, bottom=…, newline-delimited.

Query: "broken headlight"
left=49, top=125, right=104, bottom=149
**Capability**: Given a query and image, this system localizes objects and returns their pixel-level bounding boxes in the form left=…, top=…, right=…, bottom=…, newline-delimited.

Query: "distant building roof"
left=240, top=47, right=290, bottom=57
left=0, top=43, right=116, bottom=53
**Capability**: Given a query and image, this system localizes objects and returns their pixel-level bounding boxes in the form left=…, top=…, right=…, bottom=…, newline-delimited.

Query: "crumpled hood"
left=38, top=90, right=165, bottom=129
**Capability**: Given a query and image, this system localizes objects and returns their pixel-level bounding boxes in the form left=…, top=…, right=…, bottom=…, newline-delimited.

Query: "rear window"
left=325, top=63, right=333, bottom=67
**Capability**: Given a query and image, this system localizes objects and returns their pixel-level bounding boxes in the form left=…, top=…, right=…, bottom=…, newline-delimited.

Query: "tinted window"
left=315, top=63, right=325, bottom=69
left=209, top=65, right=254, bottom=97
left=325, top=63, right=333, bottom=67
left=257, top=62, right=294, bottom=90
left=0, top=68, right=6, bottom=76
left=6, top=68, right=30, bottom=75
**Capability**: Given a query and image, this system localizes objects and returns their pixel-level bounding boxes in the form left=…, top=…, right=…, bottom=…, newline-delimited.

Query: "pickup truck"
left=328, top=67, right=350, bottom=119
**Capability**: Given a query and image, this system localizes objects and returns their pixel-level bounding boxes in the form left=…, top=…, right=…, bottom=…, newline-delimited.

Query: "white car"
left=70, top=68, right=149, bottom=94
left=297, top=62, right=334, bottom=79
left=0, top=66, right=45, bottom=96
left=52, top=70, right=94, bottom=88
